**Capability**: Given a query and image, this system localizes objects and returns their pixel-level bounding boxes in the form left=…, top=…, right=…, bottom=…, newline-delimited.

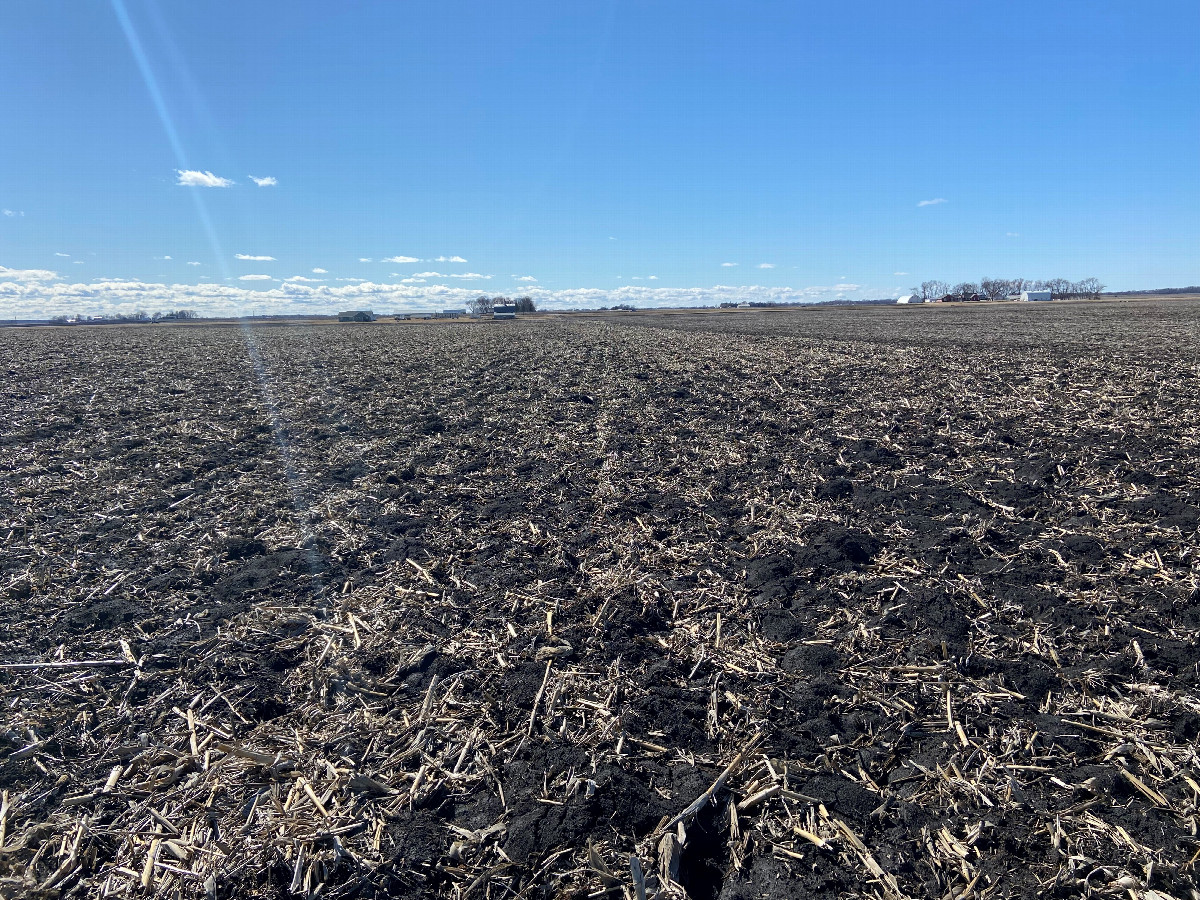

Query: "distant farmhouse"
left=338, top=310, right=376, bottom=322
left=492, top=301, right=517, bottom=320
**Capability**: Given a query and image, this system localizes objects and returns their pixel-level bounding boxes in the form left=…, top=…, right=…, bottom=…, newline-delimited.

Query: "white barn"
left=1020, top=290, right=1052, bottom=302
left=895, top=294, right=919, bottom=305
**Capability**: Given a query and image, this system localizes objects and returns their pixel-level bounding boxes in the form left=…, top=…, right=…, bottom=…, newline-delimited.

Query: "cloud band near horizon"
left=0, top=273, right=872, bottom=318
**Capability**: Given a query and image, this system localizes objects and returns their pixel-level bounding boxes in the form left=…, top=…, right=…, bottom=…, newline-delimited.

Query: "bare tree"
left=921, top=280, right=950, bottom=301
left=1045, top=278, right=1070, bottom=299
left=1078, top=277, right=1104, bottom=300
left=514, top=296, right=536, bottom=313
left=471, top=295, right=494, bottom=317
left=953, top=282, right=980, bottom=300
left=980, top=278, right=1008, bottom=301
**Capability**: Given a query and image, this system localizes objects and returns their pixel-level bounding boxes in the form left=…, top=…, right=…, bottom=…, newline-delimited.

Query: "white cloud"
left=757, top=263, right=775, bottom=269
left=383, top=255, right=420, bottom=263
left=0, top=266, right=58, bottom=282
left=400, top=278, right=427, bottom=284
left=55, top=252, right=70, bottom=257
left=721, top=262, right=738, bottom=267
left=177, top=170, right=233, bottom=187
left=358, top=258, right=372, bottom=263
left=155, top=255, right=173, bottom=260
left=337, top=277, right=366, bottom=282
left=284, top=275, right=324, bottom=283
left=72, top=260, right=85, bottom=264
left=894, top=271, right=908, bottom=276
left=238, top=274, right=272, bottom=281
left=632, top=276, right=642, bottom=281
left=235, top=254, right=276, bottom=261
left=514, top=275, right=538, bottom=282
left=648, top=275, right=658, bottom=280
left=410, top=271, right=488, bottom=280
left=917, top=198, right=946, bottom=207
left=435, top=255, right=467, bottom=263
left=3, top=209, right=25, bottom=217
left=249, top=175, right=277, bottom=186
left=187, top=261, right=202, bottom=266
left=0, top=276, right=885, bottom=319
left=312, top=267, right=327, bottom=274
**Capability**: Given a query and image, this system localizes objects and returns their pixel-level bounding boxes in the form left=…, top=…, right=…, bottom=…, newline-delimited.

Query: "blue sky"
left=2, top=0, right=1197, bottom=316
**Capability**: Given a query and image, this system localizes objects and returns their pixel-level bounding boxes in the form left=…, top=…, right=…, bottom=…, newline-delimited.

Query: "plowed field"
left=2, top=300, right=1198, bottom=899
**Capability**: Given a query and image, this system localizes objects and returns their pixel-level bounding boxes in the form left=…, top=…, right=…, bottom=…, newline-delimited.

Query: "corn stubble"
left=1, top=303, right=1198, bottom=899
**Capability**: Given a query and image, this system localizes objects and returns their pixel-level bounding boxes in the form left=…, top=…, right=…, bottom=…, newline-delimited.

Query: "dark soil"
left=1, top=301, right=1198, bottom=898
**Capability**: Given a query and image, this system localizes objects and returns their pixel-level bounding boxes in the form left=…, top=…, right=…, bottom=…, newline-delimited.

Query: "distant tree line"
left=49, top=309, right=201, bottom=325
left=718, top=301, right=806, bottom=308
left=1109, top=285, right=1200, bottom=296
left=911, top=277, right=1104, bottom=302
left=470, top=295, right=536, bottom=316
